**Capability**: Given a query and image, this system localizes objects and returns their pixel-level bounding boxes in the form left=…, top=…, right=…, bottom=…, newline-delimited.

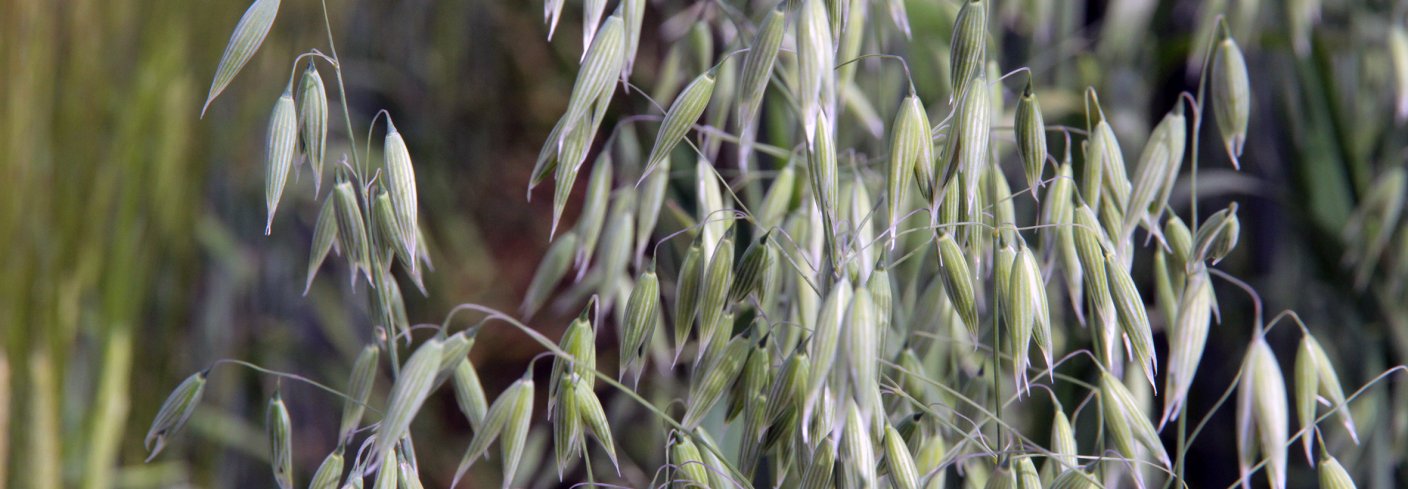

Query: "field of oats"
left=3, top=0, right=1407, bottom=488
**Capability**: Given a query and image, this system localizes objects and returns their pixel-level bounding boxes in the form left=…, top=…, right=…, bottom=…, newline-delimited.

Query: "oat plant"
left=145, top=1, right=1408, bottom=488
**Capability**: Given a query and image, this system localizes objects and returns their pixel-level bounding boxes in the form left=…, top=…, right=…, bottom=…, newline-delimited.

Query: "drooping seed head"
left=339, top=345, right=380, bottom=444
left=1106, top=250, right=1157, bottom=388
left=372, top=337, right=445, bottom=464
left=738, top=8, right=786, bottom=133
left=1236, top=338, right=1289, bottom=489
left=202, top=0, right=281, bottom=116
left=936, top=233, right=979, bottom=339
left=730, top=232, right=772, bottom=303
left=383, top=119, right=419, bottom=263
left=266, top=391, right=293, bottom=489
left=1015, top=79, right=1048, bottom=198
left=645, top=70, right=716, bottom=180
left=1162, top=266, right=1215, bottom=426
left=521, top=232, right=579, bottom=318
left=796, top=0, right=835, bottom=147
left=1213, top=34, right=1251, bottom=168
left=669, top=433, right=711, bottom=488
left=308, top=447, right=345, bottom=489
left=451, top=359, right=488, bottom=431
left=264, top=86, right=298, bottom=235
left=332, top=181, right=371, bottom=285
left=684, top=335, right=750, bottom=428
left=949, top=0, right=987, bottom=96
left=1318, top=454, right=1358, bottom=489
left=696, top=226, right=736, bottom=362
left=883, top=422, right=920, bottom=489
left=145, top=370, right=208, bottom=461
left=305, top=195, right=340, bottom=294
left=298, top=64, right=328, bottom=193
left=621, top=267, right=661, bottom=376
left=674, top=235, right=704, bottom=356
left=1100, top=371, right=1171, bottom=468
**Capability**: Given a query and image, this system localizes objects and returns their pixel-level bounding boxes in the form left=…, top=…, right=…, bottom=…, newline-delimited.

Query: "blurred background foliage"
left=2, top=0, right=1406, bottom=487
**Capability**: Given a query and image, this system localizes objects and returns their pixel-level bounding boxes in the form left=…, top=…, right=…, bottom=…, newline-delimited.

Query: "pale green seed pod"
left=1162, top=266, right=1214, bottom=426
left=1318, top=454, right=1357, bottom=489
left=452, top=359, right=488, bottom=431
left=499, top=378, right=534, bottom=489
left=985, top=462, right=1016, bottom=489
left=796, top=0, right=835, bottom=147
left=550, top=308, right=597, bottom=405
left=840, top=401, right=878, bottom=489
left=1294, top=334, right=1356, bottom=464
left=684, top=335, right=750, bottom=428
left=697, top=227, right=736, bottom=360
left=305, top=195, right=339, bottom=295
left=669, top=434, right=711, bottom=488
left=595, top=192, right=637, bottom=293
left=674, top=235, right=704, bottom=353
left=845, top=287, right=882, bottom=416
left=308, top=448, right=344, bottom=489
left=582, top=0, right=608, bottom=56
left=952, top=78, right=992, bottom=213
left=646, top=70, right=716, bottom=179
left=1106, top=250, right=1156, bottom=387
left=1040, top=161, right=1074, bottom=252
left=949, top=0, right=987, bottom=95
left=1017, top=247, right=1053, bottom=373
left=1164, top=214, right=1193, bottom=272
left=1150, top=107, right=1189, bottom=223
left=1124, top=108, right=1184, bottom=242
left=698, top=159, right=731, bottom=261
left=916, top=434, right=947, bottom=487
left=530, top=116, right=566, bottom=192
left=1049, top=409, right=1078, bottom=472
left=572, top=375, right=619, bottom=469
left=560, top=16, right=625, bottom=148
left=621, top=266, right=661, bottom=375
left=1058, top=205, right=1086, bottom=323
left=809, top=112, right=842, bottom=270
left=730, top=233, right=772, bottom=303
left=807, top=279, right=852, bottom=406
left=889, top=94, right=931, bottom=239
left=1015, top=79, right=1047, bottom=198
left=937, top=233, right=979, bottom=339
left=1073, top=205, right=1117, bottom=362
left=453, top=377, right=534, bottom=488
left=729, top=340, right=771, bottom=423
left=1193, top=203, right=1239, bottom=264
left=373, top=450, right=397, bottom=489
left=339, top=345, right=380, bottom=444
left=372, top=337, right=445, bottom=463
left=383, top=119, right=418, bottom=263
left=1236, top=338, right=1288, bottom=489
left=800, top=437, right=838, bottom=489
left=699, top=439, right=733, bottom=489
left=560, top=150, right=610, bottom=248
left=438, top=332, right=474, bottom=374
left=867, top=266, right=893, bottom=335
left=202, top=0, right=281, bottom=116
left=521, top=232, right=578, bottom=318
left=1013, top=457, right=1040, bottom=489
left=265, top=86, right=298, bottom=235
left=145, top=370, right=208, bottom=461
left=738, top=8, right=786, bottom=133
left=299, top=65, right=328, bottom=194
left=766, top=352, right=810, bottom=430
left=636, top=155, right=670, bottom=260
left=758, top=164, right=796, bottom=232
left=267, top=391, right=294, bottom=489
left=1100, top=371, right=1171, bottom=468
left=1213, top=35, right=1250, bottom=168
left=553, top=376, right=583, bottom=476
left=621, top=0, right=645, bottom=78
left=332, top=182, right=371, bottom=285
left=884, top=422, right=920, bottom=489
left=1047, top=470, right=1098, bottom=489
left=999, top=242, right=1032, bottom=390
left=371, top=191, right=400, bottom=260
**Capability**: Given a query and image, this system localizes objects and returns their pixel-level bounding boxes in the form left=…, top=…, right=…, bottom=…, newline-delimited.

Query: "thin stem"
left=209, top=359, right=382, bottom=415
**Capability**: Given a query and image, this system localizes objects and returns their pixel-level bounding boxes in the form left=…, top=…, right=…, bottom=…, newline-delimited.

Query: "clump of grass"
left=142, top=1, right=1408, bottom=488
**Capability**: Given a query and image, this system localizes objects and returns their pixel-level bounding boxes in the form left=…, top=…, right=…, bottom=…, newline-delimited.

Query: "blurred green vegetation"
left=2, top=0, right=1407, bottom=487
